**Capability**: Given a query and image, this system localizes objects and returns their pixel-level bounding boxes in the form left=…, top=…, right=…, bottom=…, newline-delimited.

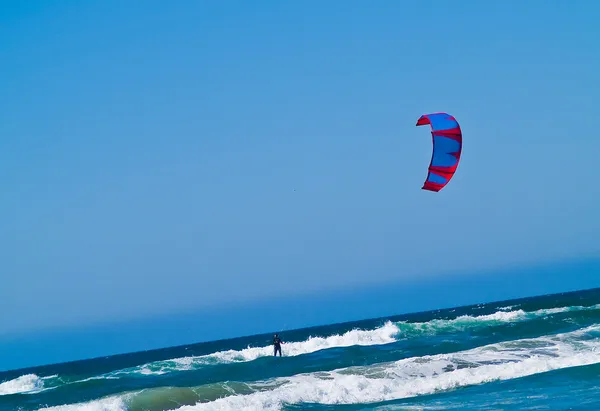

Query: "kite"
left=416, top=112, right=462, bottom=192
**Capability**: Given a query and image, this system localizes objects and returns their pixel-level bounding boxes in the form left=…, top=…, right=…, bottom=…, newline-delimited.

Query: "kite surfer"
left=273, top=334, right=283, bottom=357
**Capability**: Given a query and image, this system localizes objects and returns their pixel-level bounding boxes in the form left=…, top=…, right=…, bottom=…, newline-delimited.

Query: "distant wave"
left=394, top=304, right=599, bottom=336
left=37, top=324, right=600, bottom=411
left=0, top=373, right=116, bottom=397
left=0, top=374, right=57, bottom=396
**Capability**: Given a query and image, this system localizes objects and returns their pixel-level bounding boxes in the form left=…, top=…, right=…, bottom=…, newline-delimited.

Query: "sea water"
left=3, top=288, right=600, bottom=410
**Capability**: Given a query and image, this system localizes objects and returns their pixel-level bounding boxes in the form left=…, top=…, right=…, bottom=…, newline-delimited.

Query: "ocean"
left=3, top=287, right=600, bottom=411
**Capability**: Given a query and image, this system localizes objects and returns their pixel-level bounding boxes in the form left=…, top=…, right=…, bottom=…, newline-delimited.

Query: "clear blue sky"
left=1, top=0, right=599, bottom=369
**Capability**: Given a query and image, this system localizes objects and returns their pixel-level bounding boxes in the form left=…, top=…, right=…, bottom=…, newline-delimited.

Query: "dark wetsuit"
left=273, top=336, right=282, bottom=357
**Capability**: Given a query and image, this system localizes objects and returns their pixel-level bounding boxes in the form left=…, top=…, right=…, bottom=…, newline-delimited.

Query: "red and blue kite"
left=416, top=112, right=462, bottom=192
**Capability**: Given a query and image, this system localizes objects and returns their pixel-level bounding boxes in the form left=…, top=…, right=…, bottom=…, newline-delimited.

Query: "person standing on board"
left=273, top=334, right=283, bottom=357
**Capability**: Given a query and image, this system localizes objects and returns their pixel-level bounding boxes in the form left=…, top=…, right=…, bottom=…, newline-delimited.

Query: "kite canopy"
left=416, top=112, right=462, bottom=192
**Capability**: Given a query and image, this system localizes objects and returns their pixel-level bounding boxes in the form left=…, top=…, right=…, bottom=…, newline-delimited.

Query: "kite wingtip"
left=416, top=116, right=430, bottom=127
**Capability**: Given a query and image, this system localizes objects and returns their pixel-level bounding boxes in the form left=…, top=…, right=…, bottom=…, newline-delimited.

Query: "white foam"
left=173, top=325, right=600, bottom=411
left=0, top=373, right=44, bottom=395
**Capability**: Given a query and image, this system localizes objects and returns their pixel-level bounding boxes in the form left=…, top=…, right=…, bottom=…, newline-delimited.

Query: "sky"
left=1, top=0, right=600, bottom=368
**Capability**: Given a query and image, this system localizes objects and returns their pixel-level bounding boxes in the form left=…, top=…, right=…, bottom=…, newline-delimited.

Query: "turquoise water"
left=3, top=288, right=600, bottom=410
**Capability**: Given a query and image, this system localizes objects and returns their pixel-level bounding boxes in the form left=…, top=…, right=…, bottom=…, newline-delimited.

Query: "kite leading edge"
left=416, top=112, right=462, bottom=192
